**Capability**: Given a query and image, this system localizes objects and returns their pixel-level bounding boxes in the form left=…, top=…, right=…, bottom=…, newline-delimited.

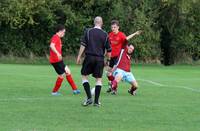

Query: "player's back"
left=84, top=28, right=109, bottom=57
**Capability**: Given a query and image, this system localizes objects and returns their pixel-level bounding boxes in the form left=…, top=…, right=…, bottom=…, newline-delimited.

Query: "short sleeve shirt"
left=81, top=27, right=111, bottom=58
left=49, top=34, right=62, bottom=63
left=117, top=48, right=131, bottom=72
left=109, top=31, right=128, bottom=57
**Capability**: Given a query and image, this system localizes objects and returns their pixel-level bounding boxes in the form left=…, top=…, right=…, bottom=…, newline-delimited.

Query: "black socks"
left=83, top=82, right=91, bottom=99
left=94, top=85, right=101, bottom=104
left=83, top=82, right=102, bottom=104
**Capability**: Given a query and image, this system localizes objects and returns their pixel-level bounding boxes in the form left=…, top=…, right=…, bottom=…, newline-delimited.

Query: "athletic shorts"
left=81, top=55, right=104, bottom=78
left=109, top=56, right=118, bottom=68
left=51, top=61, right=65, bottom=75
left=113, top=68, right=136, bottom=83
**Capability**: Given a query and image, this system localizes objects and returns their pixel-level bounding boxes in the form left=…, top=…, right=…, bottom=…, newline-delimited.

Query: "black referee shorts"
left=81, top=55, right=104, bottom=78
left=51, top=61, right=66, bottom=75
left=109, top=56, right=118, bottom=68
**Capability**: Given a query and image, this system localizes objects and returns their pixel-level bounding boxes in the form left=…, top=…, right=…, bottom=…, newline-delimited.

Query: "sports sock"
left=111, top=80, right=118, bottom=90
left=130, top=86, right=137, bottom=92
left=94, top=85, right=101, bottom=104
left=52, top=77, right=64, bottom=92
left=66, top=74, right=77, bottom=90
left=83, top=82, right=91, bottom=99
left=107, top=75, right=114, bottom=81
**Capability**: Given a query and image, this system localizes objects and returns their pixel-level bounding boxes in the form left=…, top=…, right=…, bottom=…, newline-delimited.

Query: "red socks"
left=111, top=80, right=118, bottom=90
left=52, top=74, right=77, bottom=92
left=66, top=74, right=77, bottom=90
left=107, top=75, right=114, bottom=81
left=52, top=77, right=64, bottom=92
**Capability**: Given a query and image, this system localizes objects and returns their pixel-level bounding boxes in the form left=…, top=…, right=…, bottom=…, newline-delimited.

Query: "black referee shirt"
left=81, top=27, right=111, bottom=57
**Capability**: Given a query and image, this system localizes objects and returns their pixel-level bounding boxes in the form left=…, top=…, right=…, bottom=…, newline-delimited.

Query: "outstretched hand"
left=135, top=30, right=143, bottom=35
left=126, top=30, right=143, bottom=40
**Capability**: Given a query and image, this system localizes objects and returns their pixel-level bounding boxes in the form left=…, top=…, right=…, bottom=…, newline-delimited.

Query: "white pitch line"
left=172, top=85, right=200, bottom=93
left=0, top=97, right=48, bottom=101
left=138, top=79, right=164, bottom=86
left=0, top=97, right=74, bottom=102
left=138, top=78, right=200, bottom=93
left=0, top=79, right=199, bottom=102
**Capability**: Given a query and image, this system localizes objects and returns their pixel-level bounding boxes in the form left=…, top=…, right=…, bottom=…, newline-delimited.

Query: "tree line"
left=0, top=0, right=199, bottom=65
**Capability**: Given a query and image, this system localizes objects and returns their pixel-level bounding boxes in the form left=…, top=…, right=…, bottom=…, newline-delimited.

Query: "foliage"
left=158, top=0, right=200, bottom=64
left=0, top=0, right=199, bottom=64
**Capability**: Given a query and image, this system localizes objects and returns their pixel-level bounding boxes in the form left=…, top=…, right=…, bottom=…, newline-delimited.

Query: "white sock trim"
left=82, top=80, right=89, bottom=84
left=96, top=81, right=102, bottom=86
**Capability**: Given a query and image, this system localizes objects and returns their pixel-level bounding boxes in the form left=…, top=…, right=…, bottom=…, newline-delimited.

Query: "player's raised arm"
left=126, top=30, right=143, bottom=40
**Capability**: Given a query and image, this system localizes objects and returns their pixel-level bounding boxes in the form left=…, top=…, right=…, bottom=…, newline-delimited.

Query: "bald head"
left=94, top=16, right=103, bottom=27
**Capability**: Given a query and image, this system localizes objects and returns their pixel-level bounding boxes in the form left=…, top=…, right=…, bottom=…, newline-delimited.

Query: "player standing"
left=77, top=16, right=111, bottom=107
left=49, top=24, right=80, bottom=95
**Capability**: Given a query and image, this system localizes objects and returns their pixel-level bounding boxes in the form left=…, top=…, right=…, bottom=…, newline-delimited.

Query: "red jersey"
left=109, top=31, right=128, bottom=57
left=49, top=34, right=62, bottom=63
left=116, top=49, right=131, bottom=72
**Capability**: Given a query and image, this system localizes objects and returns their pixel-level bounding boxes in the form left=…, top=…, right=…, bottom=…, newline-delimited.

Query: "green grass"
left=0, top=64, right=200, bottom=131
left=0, top=56, right=77, bottom=65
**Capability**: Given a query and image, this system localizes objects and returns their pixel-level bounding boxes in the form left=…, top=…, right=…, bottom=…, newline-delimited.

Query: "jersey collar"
left=94, top=26, right=102, bottom=29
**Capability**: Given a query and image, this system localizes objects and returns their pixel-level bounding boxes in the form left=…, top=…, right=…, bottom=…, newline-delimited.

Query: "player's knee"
left=65, top=66, right=71, bottom=75
left=106, top=71, right=112, bottom=76
left=58, top=74, right=64, bottom=79
left=96, top=78, right=102, bottom=86
left=115, top=74, right=122, bottom=82
left=106, top=69, right=112, bottom=76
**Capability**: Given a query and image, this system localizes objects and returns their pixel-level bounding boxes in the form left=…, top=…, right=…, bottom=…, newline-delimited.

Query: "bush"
left=0, top=0, right=199, bottom=64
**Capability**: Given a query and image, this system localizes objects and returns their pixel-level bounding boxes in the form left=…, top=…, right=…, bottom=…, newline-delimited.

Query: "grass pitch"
left=0, top=64, right=200, bottom=131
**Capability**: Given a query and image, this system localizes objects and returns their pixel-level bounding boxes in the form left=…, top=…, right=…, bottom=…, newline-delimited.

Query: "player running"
left=49, top=24, right=80, bottom=96
left=109, top=44, right=138, bottom=95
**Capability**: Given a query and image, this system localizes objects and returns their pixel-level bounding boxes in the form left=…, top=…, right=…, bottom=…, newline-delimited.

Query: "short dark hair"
left=111, top=20, right=119, bottom=26
left=55, top=24, right=65, bottom=33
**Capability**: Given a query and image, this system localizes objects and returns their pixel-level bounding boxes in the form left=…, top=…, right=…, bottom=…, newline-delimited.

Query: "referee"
left=77, top=16, right=111, bottom=107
